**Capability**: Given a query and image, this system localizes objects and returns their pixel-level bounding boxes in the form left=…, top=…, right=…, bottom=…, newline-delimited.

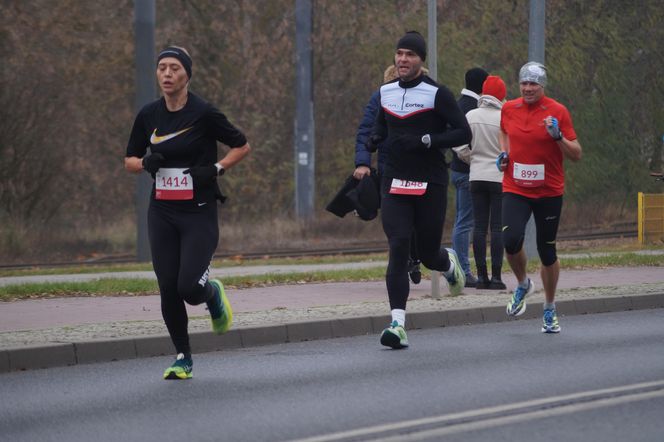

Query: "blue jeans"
left=451, top=170, right=474, bottom=276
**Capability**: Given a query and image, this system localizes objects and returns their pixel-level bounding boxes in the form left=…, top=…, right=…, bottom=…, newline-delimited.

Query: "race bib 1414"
left=155, top=168, right=194, bottom=200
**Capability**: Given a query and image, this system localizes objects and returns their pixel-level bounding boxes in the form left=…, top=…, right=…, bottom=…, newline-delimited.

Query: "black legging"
left=148, top=200, right=219, bottom=355
left=381, top=179, right=451, bottom=310
left=501, top=192, right=563, bottom=266
left=470, top=181, right=503, bottom=272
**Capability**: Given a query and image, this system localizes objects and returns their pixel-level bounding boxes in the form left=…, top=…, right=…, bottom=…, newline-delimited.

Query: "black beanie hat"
left=157, top=46, right=193, bottom=79
left=465, top=67, right=489, bottom=94
left=396, top=31, right=426, bottom=61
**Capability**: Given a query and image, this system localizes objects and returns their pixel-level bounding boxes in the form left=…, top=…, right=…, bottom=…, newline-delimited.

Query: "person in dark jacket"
left=451, top=67, right=489, bottom=288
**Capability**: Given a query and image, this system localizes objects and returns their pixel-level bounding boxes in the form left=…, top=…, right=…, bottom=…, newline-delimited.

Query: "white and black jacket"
left=372, top=74, right=471, bottom=185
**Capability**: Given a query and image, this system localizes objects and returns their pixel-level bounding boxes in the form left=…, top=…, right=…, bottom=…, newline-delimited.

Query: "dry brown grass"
left=219, top=213, right=388, bottom=253
left=0, top=204, right=644, bottom=266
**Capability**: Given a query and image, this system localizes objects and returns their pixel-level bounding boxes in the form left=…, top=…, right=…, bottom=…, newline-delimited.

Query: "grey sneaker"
left=464, top=274, right=478, bottom=288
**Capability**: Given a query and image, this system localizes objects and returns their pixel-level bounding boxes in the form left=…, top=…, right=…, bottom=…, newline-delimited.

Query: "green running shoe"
left=163, top=353, right=193, bottom=380
left=542, top=308, right=561, bottom=333
left=506, top=278, right=534, bottom=316
left=209, top=279, right=233, bottom=334
left=380, top=320, right=409, bottom=349
left=444, top=248, right=465, bottom=296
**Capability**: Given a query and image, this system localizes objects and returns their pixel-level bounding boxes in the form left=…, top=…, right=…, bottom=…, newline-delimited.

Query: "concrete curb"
left=2, top=293, right=663, bottom=374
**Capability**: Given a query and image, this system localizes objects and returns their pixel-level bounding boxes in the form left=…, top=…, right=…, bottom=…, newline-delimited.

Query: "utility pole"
left=427, top=0, right=437, bottom=82
left=133, top=0, right=156, bottom=262
left=294, top=0, right=315, bottom=220
left=427, top=0, right=442, bottom=298
left=528, top=0, right=546, bottom=64
left=524, top=0, right=546, bottom=259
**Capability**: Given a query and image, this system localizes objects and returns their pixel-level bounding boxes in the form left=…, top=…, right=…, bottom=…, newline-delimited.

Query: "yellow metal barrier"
left=638, top=192, right=664, bottom=244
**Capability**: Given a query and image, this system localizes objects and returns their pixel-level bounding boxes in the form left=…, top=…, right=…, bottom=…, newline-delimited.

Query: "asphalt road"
left=1, top=309, right=663, bottom=442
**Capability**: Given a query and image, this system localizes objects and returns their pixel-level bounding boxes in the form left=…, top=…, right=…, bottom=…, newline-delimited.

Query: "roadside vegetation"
left=0, top=253, right=390, bottom=278
left=2, top=1, right=662, bottom=265
left=1, top=245, right=662, bottom=301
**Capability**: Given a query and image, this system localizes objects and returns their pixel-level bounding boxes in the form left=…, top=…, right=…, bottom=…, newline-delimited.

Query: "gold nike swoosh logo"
left=150, top=127, right=192, bottom=144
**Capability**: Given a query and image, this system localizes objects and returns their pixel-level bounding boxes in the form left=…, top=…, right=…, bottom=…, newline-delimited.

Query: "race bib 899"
left=512, top=162, right=545, bottom=188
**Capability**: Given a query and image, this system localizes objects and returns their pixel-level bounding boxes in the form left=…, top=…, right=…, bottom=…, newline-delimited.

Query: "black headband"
left=157, top=47, right=192, bottom=79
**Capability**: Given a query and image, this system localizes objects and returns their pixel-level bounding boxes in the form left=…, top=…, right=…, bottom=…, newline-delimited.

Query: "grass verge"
left=0, top=268, right=386, bottom=301
left=0, top=251, right=661, bottom=301
left=0, top=253, right=389, bottom=278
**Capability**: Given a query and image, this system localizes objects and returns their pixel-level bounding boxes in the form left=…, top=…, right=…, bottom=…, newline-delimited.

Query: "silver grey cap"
left=519, top=61, right=547, bottom=87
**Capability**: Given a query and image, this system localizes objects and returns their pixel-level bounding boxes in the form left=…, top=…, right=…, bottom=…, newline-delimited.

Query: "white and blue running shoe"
left=506, top=278, right=534, bottom=316
left=542, top=308, right=561, bottom=333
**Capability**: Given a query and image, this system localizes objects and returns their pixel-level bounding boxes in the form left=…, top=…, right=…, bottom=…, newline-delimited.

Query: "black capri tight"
left=381, top=179, right=451, bottom=310
left=148, top=200, right=219, bottom=355
left=501, top=192, right=563, bottom=266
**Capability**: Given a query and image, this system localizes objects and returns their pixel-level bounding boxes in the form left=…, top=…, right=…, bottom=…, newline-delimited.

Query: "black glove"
left=183, top=165, right=222, bottom=182
left=366, top=134, right=384, bottom=153
left=142, top=153, right=165, bottom=174
left=545, top=117, right=563, bottom=141
left=496, top=152, right=509, bottom=172
left=396, top=134, right=428, bottom=152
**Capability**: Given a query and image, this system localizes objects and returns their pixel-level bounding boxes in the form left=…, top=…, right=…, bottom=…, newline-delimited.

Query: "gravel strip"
left=2, top=282, right=663, bottom=350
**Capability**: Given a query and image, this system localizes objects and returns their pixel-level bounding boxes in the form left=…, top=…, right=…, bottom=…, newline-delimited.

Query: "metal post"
left=134, top=0, right=156, bottom=262
left=528, top=0, right=546, bottom=64
left=427, top=0, right=442, bottom=298
left=294, top=0, right=315, bottom=220
left=524, top=0, right=546, bottom=260
left=427, top=0, right=437, bottom=82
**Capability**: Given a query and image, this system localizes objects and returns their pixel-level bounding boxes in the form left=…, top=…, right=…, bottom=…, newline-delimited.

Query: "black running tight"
left=148, top=200, right=219, bottom=355
left=381, top=179, right=451, bottom=310
left=501, top=192, right=563, bottom=267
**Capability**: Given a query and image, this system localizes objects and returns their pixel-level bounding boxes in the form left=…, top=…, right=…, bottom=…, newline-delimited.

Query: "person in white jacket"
left=459, top=76, right=508, bottom=289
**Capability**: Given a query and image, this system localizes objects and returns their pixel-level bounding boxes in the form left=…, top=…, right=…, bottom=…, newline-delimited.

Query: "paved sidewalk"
left=1, top=265, right=663, bottom=373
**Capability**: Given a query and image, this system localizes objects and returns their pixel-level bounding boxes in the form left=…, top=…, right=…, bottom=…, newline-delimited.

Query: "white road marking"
left=291, top=379, right=664, bottom=442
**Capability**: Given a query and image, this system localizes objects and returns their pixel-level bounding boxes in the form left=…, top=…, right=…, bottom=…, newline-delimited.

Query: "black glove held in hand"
left=366, top=134, right=384, bottom=153
left=396, top=134, right=428, bottom=152
left=545, top=117, right=563, bottom=141
left=142, top=153, right=165, bottom=174
left=183, top=165, right=220, bottom=182
left=496, top=152, right=509, bottom=172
